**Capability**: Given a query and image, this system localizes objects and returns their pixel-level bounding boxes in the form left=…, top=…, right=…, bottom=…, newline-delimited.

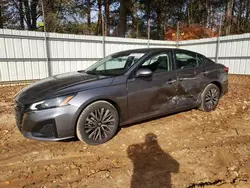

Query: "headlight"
left=29, top=95, right=74, bottom=110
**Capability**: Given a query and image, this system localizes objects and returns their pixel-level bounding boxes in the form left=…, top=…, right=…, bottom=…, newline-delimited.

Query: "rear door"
left=174, top=49, right=203, bottom=107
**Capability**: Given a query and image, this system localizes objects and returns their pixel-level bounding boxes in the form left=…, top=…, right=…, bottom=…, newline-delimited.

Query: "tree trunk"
left=237, top=0, right=243, bottom=33
left=145, top=0, right=150, bottom=22
left=87, top=0, right=91, bottom=34
left=104, top=0, right=110, bottom=36
left=246, top=0, right=250, bottom=20
left=187, top=1, right=192, bottom=26
left=205, top=0, right=209, bottom=27
left=0, top=4, right=3, bottom=28
left=245, top=0, right=250, bottom=32
left=156, top=8, right=162, bottom=40
left=19, top=0, right=24, bottom=29
left=23, top=0, right=32, bottom=30
left=146, top=0, right=150, bottom=39
left=30, top=0, right=38, bottom=30
left=44, top=0, right=57, bottom=32
left=117, top=0, right=129, bottom=37
left=96, top=0, right=102, bottom=35
left=225, top=0, right=233, bottom=35
left=246, top=0, right=250, bottom=32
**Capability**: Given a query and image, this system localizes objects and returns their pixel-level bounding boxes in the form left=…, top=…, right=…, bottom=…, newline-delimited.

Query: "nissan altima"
left=14, top=48, right=228, bottom=145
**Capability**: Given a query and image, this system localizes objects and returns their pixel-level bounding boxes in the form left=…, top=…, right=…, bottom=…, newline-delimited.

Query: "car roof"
left=112, top=48, right=205, bottom=57
left=114, top=48, right=172, bottom=53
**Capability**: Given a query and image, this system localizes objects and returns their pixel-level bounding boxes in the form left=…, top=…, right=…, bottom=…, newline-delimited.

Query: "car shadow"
left=127, top=133, right=179, bottom=188
left=122, top=109, right=192, bottom=129
left=59, top=109, right=193, bottom=143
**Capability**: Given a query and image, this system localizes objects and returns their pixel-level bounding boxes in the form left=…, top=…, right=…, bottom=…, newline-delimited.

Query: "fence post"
left=215, top=14, right=223, bottom=63
left=147, top=18, right=150, bottom=48
left=41, top=0, right=52, bottom=77
left=176, top=21, right=180, bottom=48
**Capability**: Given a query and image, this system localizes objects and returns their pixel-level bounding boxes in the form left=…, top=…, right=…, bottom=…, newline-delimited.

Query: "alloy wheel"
left=205, top=88, right=219, bottom=110
left=84, top=108, right=115, bottom=141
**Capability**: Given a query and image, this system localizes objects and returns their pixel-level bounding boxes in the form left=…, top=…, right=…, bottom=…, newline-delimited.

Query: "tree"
left=7, top=0, right=40, bottom=30
left=0, top=0, right=10, bottom=28
left=224, top=0, right=233, bottom=35
left=0, top=2, right=3, bottom=28
left=87, top=0, right=91, bottom=34
left=42, top=0, right=58, bottom=32
left=22, top=0, right=39, bottom=30
left=244, top=0, right=250, bottom=32
left=1, top=0, right=249, bottom=38
left=116, top=0, right=131, bottom=37
left=18, top=0, right=24, bottom=29
left=96, top=0, right=102, bottom=35
left=104, top=0, right=110, bottom=36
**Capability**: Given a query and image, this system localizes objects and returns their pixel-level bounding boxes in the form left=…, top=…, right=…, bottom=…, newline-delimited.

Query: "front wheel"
left=76, top=101, right=119, bottom=145
left=199, top=83, right=220, bottom=112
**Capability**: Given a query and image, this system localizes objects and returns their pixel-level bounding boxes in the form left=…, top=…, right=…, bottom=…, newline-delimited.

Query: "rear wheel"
left=76, top=101, right=119, bottom=145
left=199, top=83, right=220, bottom=112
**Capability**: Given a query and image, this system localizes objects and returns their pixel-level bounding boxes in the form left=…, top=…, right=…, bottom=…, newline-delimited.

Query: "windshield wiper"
left=85, top=70, right=121, bottom=76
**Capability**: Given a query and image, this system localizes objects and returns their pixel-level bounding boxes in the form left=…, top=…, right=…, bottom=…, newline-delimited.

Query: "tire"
left=76, top=100, right=119, bottom=145
left=199, top=83, right=220, bottom=112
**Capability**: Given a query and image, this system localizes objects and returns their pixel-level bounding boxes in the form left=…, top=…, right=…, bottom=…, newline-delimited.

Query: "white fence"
left=0, top=29, right=250, bottom=82
left=180, top=33, right=250, bottom=75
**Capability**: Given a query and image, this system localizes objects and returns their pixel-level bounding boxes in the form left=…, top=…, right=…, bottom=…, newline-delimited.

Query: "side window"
left=175, top=51, right=197, bottom=69
left=141, top=52, right=172, bottom=73
left=197, top=54, right=205, bottom=66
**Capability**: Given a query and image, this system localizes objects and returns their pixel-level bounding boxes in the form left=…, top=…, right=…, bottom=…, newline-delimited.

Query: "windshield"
left=84, top=52, right=146, bottom=76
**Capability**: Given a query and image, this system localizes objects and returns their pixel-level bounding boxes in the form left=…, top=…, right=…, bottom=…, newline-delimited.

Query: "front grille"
left=31, top=119, right=58, bottom=138
left=14, top=101, right=24, bottom=131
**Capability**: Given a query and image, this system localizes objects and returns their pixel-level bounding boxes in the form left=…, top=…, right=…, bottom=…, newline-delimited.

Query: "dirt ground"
left=0, top=75, right=250, bottom=188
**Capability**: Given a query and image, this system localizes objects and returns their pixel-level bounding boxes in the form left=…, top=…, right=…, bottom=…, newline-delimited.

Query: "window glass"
left=175, top=51, right=197, bottom=69
left=197, top=54, right=205, bottom=66
left=141, top=52, right=172, bottom=73
left=96, top=56, right=127, bottom=70
left=96, top=53, right=144, bottom=71
left=85, top=52, right=145, bottom=75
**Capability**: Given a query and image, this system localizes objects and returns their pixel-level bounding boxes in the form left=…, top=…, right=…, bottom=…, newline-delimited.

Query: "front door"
left=127, top=51, right=178, bottom=121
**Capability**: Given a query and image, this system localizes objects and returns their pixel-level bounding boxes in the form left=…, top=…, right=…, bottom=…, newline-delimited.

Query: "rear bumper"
left=16, top=105, right=78, bottom=141
left=221, top=80, right=228, bottom=96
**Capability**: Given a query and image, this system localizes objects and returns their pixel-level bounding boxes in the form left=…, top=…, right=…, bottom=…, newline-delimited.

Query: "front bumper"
left=15, top=104, right=78, bottom=141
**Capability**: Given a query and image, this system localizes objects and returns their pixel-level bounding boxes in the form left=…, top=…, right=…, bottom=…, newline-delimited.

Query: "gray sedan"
left=14, top=48, right=228, bottom=145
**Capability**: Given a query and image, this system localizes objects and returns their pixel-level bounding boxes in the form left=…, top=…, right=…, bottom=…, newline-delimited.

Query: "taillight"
left=223, top=67, right=229, bottom=72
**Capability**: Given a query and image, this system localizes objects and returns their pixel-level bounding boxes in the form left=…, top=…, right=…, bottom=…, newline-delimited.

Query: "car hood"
left=15, top=71, right=115, bottom=105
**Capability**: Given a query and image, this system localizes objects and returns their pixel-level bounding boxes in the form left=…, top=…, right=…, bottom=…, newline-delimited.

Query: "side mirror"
left=135, top=68, right=153, bottom=78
